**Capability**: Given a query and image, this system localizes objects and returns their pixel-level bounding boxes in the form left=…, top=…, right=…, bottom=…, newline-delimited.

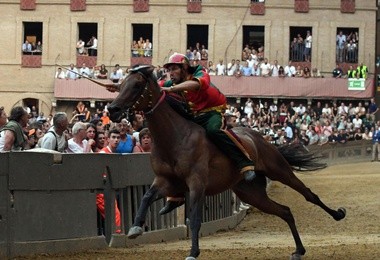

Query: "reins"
left=129, top=70, right=166, bottom=116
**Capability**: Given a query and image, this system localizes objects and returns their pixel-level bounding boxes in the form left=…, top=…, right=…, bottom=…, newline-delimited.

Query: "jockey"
left=159, top=52, right=256, bottom=214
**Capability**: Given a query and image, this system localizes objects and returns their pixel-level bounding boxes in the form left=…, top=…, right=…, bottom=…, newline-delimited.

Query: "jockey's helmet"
left=163, top=53, right=190, bottom=69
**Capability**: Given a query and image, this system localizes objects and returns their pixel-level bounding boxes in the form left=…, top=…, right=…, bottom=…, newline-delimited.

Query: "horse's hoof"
left=290, top=253, right=302, bottom=260
left=334, top=207, right=346, bottom=221
left=185, top=257, right=197, bottom=260
left=127, top=226, right=143, bottom=239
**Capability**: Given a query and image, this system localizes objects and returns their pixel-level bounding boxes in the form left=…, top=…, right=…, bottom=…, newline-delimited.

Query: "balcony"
left=76, top=55, right=97, bottom=68
left=21, top=53, right=42, bottom=68
left=54, top=77, right=374, bottom=101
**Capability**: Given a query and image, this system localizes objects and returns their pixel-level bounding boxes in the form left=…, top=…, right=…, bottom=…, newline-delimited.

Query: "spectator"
left=302, top=67, right=311, bottom=78
left=95, top=131, right=106, bottom=152
left=86, top=123, right=98, bottom=152
left=332, top=64, right=343, bottom=78
left=200, top=48, right=208, bottom=60
left=66, top=122, right=94, bottom=153
left=133, top=128, right=153, bottom=153
left=278, top=66, right=285, bottom=78
left=284, top=61, right=296, bottom=77
left=371, top=125, right=380, bottom=162
left=346, top=65, right=356, bottom=78
left=97, top=64, right=108, bottom=79
left=336, top=31, right=346, bottom=63
left=143, top=38, right=152, bottom=57
left=240, top=61, right=252, bottom=76
left=131, top=40, right=139, bottom=57
left=216, top=59, right=225, bottom=75
left=356, top=62, right=368, bottom=79
left=87, top=36, right=98, bottom=56
left=96, top=128, right=122, bottom=233
left=270, top=60, right=280, bottom=77
left=205, top=60, right=215, bottom=75
left=66, top=63, right=79, bottom=80
left=346, top=40, right=357, bottom=63
left=311, top=67, right=322, bottom=78
left=55, top=68, right=66, bottom=79
left=76, top=39, right=86, bottom=55
left=40, top=112, right=68, bottom=152
left=109, top=68, right=122, bottom=83
left=185, top=49, right=194, bottom=60
left=100, top=111, right=111, bottom=127
left=260, top=58, right=271, bottom=77
left=304, top=30, right=312, bottom=62
left=0, top=106, right=7, bottom=128
left=0, top=106, right=29, bottom=151
left=368, top=98, right=379, bottom=122
left=295, top=65, right=303, bottom=77
left=79, top=63, right=91, bottom=78
left=226, top=59, right=236, bottom=76
left=22, top=40, right=32, bottom=54
left=115, top=119, right=135, bottom=153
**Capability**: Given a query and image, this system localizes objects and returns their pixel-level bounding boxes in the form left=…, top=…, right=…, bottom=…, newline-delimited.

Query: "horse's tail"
left=277, top=143, right=327, bottom=171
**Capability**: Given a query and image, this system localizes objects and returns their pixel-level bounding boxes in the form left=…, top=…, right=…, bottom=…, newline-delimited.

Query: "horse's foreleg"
left=186, top=188, right=205, bottom=260
left=127, top=185, right=162, bottom=239
left=233, top=177, right=306, bottom=258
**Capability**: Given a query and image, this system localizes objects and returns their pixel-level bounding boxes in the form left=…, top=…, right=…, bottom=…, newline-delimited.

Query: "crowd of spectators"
left=131, top=36, right=152, bottom=57
left=22, top=39, right=42, bottom=55
left=224, top=98, right=379, bottom=152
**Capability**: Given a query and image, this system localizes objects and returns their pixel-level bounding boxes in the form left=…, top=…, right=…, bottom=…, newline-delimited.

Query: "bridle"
left=127, top=66, right=166, bottom=116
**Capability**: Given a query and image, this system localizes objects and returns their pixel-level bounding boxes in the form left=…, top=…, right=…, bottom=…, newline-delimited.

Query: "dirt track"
left=19, top=162, right=380, bottom=260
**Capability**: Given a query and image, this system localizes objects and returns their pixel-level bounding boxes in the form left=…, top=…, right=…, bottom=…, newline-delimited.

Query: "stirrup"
left=243, top=170, right=256, bottom=182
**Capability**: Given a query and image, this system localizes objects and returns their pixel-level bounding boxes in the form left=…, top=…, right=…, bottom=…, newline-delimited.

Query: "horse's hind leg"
left=277, top=170, right=346, bottom=221
left=127, top=184, right=163, bottom=239
left=233, top=176, right=306, bottom=258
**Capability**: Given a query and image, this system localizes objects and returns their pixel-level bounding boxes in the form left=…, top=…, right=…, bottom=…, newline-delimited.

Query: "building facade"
left=0, top=0, right=378, bottom=115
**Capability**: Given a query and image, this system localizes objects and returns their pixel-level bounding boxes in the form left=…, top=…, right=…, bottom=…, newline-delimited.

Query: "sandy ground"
left=17, top=162, right=380, bottom=260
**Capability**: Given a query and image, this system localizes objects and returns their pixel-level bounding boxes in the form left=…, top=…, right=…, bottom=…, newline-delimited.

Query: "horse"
left=107, top=65, right=346, bottom=260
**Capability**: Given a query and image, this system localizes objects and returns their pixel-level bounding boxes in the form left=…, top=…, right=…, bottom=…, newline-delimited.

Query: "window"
left=242, top=26, right=265, bottom=62
left=22, top=22, right=43, bottom=55
left=78, top=23, right=98, bottom=56
left=336, top=27, right=359, bottom=64
left=132, top=24, right=153, bottom=57
left=289, top=26, right=312, bottom=62
left=187, top=25, right=208, bottom=61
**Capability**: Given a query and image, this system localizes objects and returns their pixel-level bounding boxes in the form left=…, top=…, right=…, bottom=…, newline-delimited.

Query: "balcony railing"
left=187, top=0, right=202, bottom=13
left=341, top=0, right=355, bottom=13
left=54, top=76, right=374, bottom=101
left=294, top=0, right=309, bottom=13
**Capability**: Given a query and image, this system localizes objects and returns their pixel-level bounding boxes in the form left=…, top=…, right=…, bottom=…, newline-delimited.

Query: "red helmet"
left=163, top=53, right=190, bottom=69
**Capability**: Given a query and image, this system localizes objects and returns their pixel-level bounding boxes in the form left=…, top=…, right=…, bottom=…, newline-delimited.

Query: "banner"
left=348, top=78, right=365, bottom=90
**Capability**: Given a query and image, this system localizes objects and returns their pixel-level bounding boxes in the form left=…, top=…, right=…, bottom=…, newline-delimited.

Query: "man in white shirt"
left=226, top=59, right=236, bottom=76
left=66, top=63, right=79, bottom=80
left=216, top=59, right=225, bottom=75
left=88, top=36, right=98, bottom=56
left=79, top=63, right=91, bottom=78
left=260, top=58, right=271, bottom=77
left=270, top=60, right=280, bottom=77
left=40, top=112, right=68, bottom=152
left=284, top=61, right=296, bottom=77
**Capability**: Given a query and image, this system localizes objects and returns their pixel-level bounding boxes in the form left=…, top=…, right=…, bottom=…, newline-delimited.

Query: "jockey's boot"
left=159, top=200, right=185, bottom=215
left=243, top=170, right=256, bottom=182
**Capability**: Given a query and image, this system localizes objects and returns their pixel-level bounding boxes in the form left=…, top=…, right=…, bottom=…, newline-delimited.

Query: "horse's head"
left=108, top=65, right=159, bottom=122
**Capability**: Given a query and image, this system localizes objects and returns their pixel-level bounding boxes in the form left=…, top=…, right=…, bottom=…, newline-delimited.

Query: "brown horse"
left=107, top=65, right=346, bottom=260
